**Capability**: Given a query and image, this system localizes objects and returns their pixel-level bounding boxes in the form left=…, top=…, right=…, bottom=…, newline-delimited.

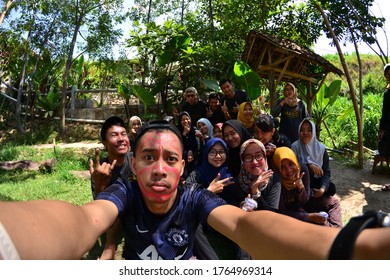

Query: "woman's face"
left=254, top=125, right=274, bottom=144
left=299, top=121, right=312, bottom=145
left=131, top=120, right=141, bottom=134
left=181, top=115, right=191, bottom=128
left=207, top=143, right=226, bottom=168
left=242, top=143, right=267, bottom=176
left=223, top=125, right=241, bottom=148
left=243, top=103, right=253, bottom=120
left=283, top=84, right=295, bottom=98
left=213, top=127, right=222, bottom=139
left=197, top=122, right=208, bottom=135
left=280, top=159, right=298, bottom=181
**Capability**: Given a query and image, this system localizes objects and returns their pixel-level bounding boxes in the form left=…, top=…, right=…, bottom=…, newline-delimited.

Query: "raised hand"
left=293, top=172, right=305, bottom=191
left=207, top=173, right=233, bottom=193
left=206, top=107, right=213, bottom=118
left=251, top=169, right=273, bottom=194
left=232, top=101, right=240, bottom=113
left=89, top=148, right=117, bottom=195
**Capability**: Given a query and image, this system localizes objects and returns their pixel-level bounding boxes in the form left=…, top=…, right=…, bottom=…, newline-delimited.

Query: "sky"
left=313, top=0, right=389, bottom=55
left=119, top=0, right=389, bottom=57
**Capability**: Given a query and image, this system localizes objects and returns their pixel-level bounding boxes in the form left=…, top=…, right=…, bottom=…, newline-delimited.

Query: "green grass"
left=0, top=145, right=94, bottom=205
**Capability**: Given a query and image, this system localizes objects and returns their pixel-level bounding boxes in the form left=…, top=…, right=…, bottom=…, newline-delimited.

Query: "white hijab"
left=292, top=118, right=325, bottom=168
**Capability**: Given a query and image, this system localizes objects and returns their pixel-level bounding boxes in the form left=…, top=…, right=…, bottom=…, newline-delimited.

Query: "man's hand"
left=89, top=148, right=117, bottom=195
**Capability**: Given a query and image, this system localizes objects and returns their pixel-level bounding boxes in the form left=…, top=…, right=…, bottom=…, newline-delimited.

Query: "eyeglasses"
left=243, top=153, right=264, bottom=163
left=209, top=150, right=226, bottom=157
left=186, top=94, right=196, bottom=98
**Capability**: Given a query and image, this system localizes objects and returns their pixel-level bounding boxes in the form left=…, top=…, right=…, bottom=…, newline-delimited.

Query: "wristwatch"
left=328, top=210, right=390, bottom=259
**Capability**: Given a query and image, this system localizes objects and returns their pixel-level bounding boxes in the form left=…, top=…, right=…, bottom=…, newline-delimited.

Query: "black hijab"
left=222, top=119, right=251, bottom=177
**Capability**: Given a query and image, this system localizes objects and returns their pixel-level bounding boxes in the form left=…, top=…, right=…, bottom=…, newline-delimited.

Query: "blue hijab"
left=197, top=138, right=232, bottom=185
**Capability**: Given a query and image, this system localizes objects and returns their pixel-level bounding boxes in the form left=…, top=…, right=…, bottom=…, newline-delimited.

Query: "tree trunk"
left=60, top=18, right=83, bottom=134
left=315, top=2, right=364, bottom=168
left=0, top=0, right=13, bottom=27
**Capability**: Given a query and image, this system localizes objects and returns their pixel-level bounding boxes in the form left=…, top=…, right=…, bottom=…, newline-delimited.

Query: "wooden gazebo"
left=242, top=30, right=343, bottom=113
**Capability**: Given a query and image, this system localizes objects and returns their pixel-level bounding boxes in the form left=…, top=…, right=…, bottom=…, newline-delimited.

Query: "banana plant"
left=36, top=91, right=61, bottom=118
left=311, top=80, right=342, bottom=144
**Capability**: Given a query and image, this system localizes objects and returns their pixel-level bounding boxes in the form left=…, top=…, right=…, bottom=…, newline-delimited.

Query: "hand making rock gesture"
left=89, top=148, right=117, bottom=195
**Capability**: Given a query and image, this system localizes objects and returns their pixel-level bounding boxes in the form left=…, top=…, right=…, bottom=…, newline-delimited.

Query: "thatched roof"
left=242, top=30, right=343, bottom=84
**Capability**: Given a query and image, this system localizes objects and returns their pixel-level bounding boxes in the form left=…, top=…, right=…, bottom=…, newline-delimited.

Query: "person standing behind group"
left=379, top=64, right=390, bottom=191
left=128, top=116, right=142, bottom=149
left=89, top=116, right=132, bottom=259
left=237, top=101, right=255, bottom=136
left=272, top=82, right=308, bottom=143
left=219, top=78, right=250, bottom=120
left=206, top=93, right=227, bottom=125
left=222, top=119, right=251, bottom=177
left=181, top=87, right=208, bottom=124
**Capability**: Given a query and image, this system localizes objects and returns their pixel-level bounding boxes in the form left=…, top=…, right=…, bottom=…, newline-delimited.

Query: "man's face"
left=102, top=125, right=130, bottom=157
left=220, top=82, right=235, bottom=99
left=185, top=91, right=198, bottom=105
left=131, top=130, right=184, bottom=209
left=208, top=97, right=220, bottom=111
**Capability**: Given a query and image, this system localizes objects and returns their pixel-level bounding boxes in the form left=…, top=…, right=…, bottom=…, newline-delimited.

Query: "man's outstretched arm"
left=208, top=205, right=390, bottom=260
left=0, top=199, right=118, bottom=259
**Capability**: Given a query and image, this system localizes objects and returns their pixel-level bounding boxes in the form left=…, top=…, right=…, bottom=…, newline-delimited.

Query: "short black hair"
left=219, top=78, right=232, bottom=87
left=208, top=93, right=220, bottom=101
left=255, top=114, right=276, bottom=133
left=101, top=116, right=125, bottom=141
left=133, top=120, right=184, bottom=157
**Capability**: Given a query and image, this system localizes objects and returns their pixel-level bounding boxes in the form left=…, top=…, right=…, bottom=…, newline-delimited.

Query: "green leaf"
left=201, top=79, right=221, bottom=93
left=233, top=61, right=261, bottom=100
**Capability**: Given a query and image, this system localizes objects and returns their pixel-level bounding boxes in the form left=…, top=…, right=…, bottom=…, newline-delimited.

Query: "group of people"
left=1, top=79, right=390, bottom=260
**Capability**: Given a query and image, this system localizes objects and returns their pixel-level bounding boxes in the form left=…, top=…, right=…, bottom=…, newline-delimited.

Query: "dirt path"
left=330, top=159, right=390, bottom=223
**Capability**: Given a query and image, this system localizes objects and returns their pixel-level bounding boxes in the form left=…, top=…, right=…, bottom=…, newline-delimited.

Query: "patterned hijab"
left=238, top=139, right=268, bottom=193
left=237, top=102, right=255, bottom=129
left=197, top=138, right=231, bottom=185
left=273, top=147, right=300, bottom=191
left=293, top=118, right=325, bottom=167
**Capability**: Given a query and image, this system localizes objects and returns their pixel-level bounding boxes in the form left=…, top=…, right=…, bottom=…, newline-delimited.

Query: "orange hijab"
left=273, top=147, right=301, bottom=191
left=237, top=102, right=254, bottom=129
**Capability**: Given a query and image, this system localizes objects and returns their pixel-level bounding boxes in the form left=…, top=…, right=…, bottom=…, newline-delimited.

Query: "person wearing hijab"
left=218, top=139, right=280, bottom=259
left=292, top=118, right=336, bottom=196
left=196, top=118, right=214, bottom=165
left=222, top=119, right=251, bottom=177
left=176, top=111, right=199, bottom=181
left=274, top=146, right=342, bottom=228
left=271, top=82, right=308, bottom=143
left=237, top=102, right=255, bottom=136
left=128, top=116, right=142, bottom=149
left=213, top=123, right=223, bottom=139
left=186, top=138, right=233, bottom=260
